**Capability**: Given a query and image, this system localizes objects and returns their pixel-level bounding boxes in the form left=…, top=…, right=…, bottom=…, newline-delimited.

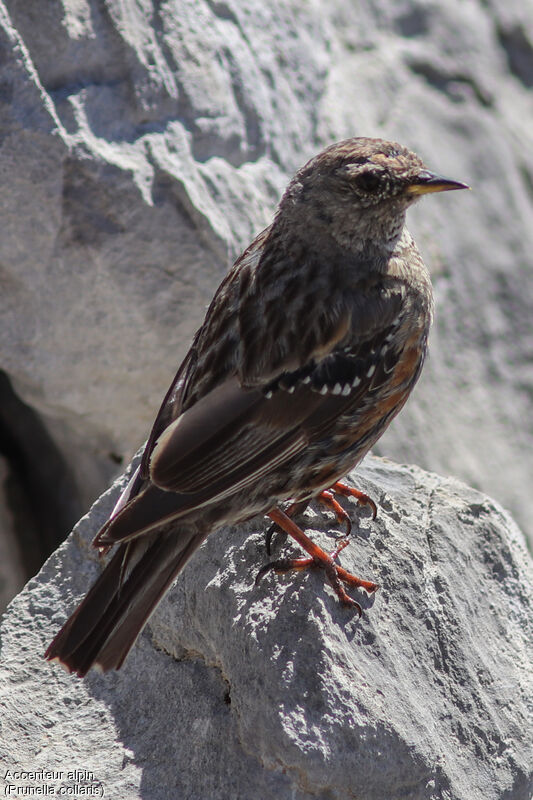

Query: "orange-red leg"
left=318, top=489, right=353, bottom=536
left=264, top=481, right=377, bottom=553
left=256, top=507, right=378, bottom=613
left=265, top=498, right=309, bottom=555
left=330, top=481, right=377, bottom=520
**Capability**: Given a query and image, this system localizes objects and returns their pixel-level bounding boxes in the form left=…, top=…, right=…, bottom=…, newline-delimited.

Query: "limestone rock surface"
left=1, top=455, right=531, bottom=800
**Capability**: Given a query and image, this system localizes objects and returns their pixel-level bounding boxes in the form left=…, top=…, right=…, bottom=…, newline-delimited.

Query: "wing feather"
left=149, top=376, right=322, bottom=493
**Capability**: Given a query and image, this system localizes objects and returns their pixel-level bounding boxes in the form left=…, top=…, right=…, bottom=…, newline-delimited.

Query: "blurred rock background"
left=1, top=0, right=532, bottom=612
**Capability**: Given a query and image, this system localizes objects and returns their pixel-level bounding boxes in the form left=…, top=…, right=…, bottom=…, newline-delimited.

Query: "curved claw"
left=324, top=561, right=363, bottom=615
left=318, top=490, right=353, bottom=537
left=255, top=555, right=314, bottom=585
left=265, top=521, right=283, bottom=556
left=255, top=561, right=274, bottom=586
left=331, top=482, right=378, bottom=520
left=364, top=496, right=378, bottom=521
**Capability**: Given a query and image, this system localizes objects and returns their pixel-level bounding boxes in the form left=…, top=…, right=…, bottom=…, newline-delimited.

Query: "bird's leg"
left=264, top=499, right=309, bottom=555
left=265, top=489, right=351, bottom=555
left=256, top=508, right=378, bottom=613
left=265, top=482, right=376, bottom=554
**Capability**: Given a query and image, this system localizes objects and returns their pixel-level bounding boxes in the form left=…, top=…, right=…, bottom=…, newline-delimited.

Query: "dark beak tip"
left=448, top=180, right=471, bottom=192
left=407, top=172, right=471, bottom=196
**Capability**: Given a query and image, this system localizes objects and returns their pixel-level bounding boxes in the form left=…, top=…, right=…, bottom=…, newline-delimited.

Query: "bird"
left=45, top=137, right=468, bottom=676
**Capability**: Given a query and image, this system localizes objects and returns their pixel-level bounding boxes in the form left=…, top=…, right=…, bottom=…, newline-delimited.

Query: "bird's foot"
left=256, top=508, right=378, bottom=612
left=329, top=481, right=378, bottom=521
left=264, top=480, right=377, bottom=554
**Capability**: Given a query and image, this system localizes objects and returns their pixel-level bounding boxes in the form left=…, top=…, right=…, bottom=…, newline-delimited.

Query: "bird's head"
left=280, top=137, right=469, bottom=251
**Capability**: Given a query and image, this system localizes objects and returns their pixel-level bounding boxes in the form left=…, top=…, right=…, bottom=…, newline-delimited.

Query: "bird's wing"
left=97, top=276, right=411, bottom=547
left=140, top=338, right=199, bottom=480
left=138, top=228, right=272, bottom=482
left=95, top=377, right=322, bottom=546
left=147, top=375, right=319, bottom=494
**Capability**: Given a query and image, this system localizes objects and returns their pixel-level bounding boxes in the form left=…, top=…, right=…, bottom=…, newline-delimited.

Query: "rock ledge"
left=0, top=454, right=531, bottom=800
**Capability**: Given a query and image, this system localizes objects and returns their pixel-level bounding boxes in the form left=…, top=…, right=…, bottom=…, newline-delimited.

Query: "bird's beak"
left=406, top=170, right=470, bottom=195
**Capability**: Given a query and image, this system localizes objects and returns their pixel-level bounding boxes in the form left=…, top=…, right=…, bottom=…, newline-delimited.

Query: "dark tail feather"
left=45, top=526, right=205, bottom=677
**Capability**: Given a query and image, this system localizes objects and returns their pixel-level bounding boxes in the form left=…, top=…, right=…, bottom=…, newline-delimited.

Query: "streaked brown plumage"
left=45, top=138, right=468, bottom=676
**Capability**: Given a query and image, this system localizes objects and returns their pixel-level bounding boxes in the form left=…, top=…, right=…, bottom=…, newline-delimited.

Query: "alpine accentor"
left=45, top=137, right=468, bottom=675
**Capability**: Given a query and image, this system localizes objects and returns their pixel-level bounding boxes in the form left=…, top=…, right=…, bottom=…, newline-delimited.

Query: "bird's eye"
left=355, top=170, right=382, bottom=193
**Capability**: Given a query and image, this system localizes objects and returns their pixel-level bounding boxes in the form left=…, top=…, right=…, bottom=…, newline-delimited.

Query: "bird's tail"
left=45, top=525, right=205, bottom=676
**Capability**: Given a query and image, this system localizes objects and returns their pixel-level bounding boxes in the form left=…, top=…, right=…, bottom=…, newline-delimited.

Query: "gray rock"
left=1, top=455, right=531, bottom=799
left=0, top=0, right=532, bottom=572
